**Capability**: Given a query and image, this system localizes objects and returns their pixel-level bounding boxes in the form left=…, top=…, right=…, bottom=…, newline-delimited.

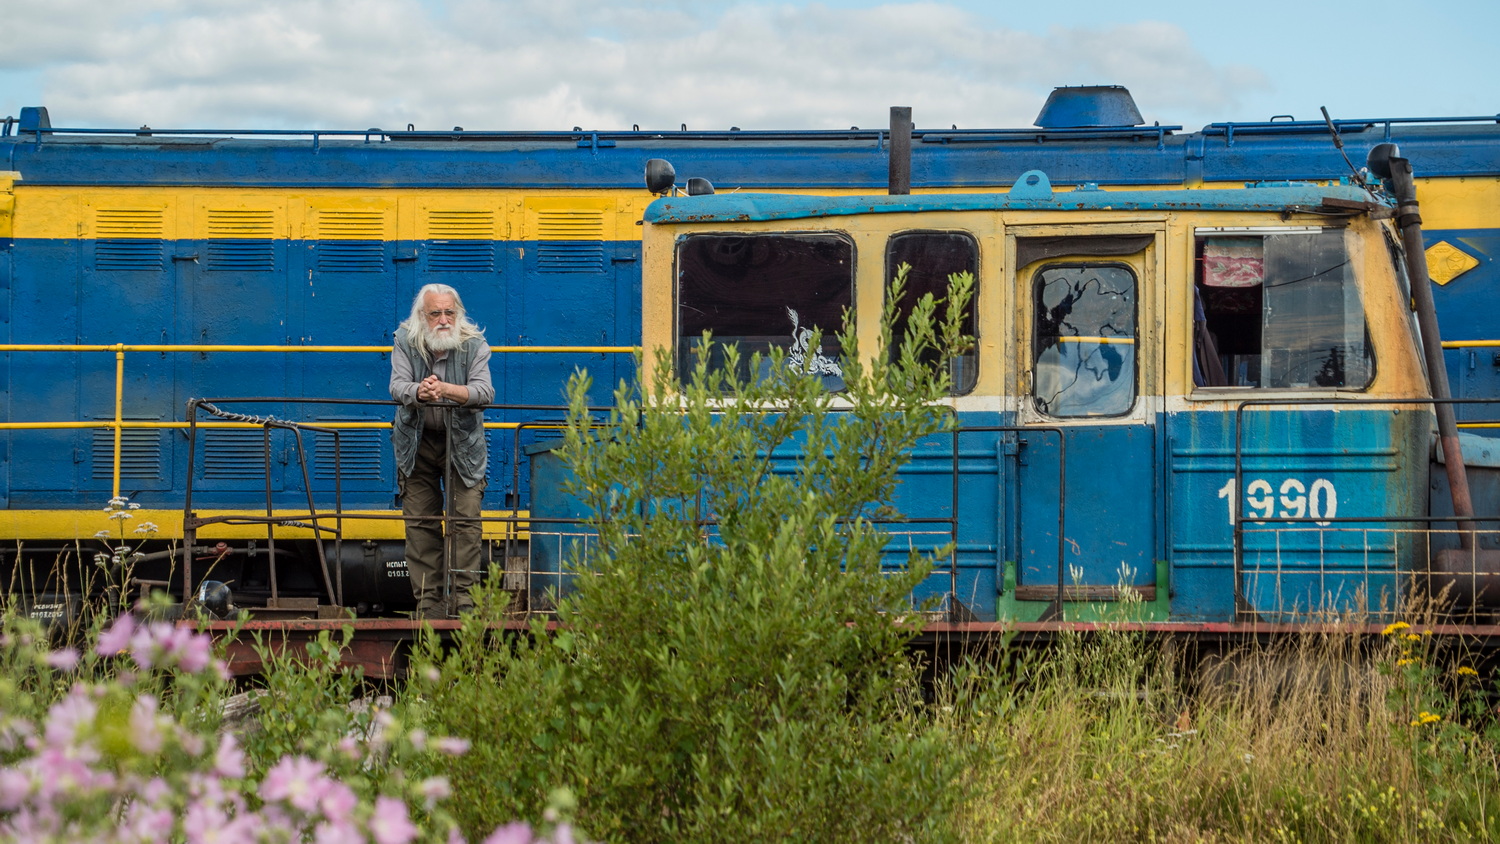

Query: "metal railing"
left=0, top=342, right=636, bottom=499
left=1231, top=395, right=1500, bottom=621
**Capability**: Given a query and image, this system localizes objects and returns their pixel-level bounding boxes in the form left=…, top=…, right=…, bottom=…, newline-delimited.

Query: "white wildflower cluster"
left=93, top=497, right=156, bottom=569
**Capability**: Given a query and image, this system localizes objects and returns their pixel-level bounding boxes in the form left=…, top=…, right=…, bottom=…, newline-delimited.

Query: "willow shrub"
left=412, top=268, right=976, bottom=843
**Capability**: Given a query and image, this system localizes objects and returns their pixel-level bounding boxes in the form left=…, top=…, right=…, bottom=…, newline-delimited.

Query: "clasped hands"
left=417, top=375, right=448, bottom=402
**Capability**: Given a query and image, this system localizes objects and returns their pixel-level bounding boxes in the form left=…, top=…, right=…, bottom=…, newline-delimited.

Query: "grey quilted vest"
left=392, top=327, right=488, bottom=488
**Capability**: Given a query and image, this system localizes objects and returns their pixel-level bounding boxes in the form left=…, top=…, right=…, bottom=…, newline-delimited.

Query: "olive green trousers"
left=399, top=429, right=485, bottom=617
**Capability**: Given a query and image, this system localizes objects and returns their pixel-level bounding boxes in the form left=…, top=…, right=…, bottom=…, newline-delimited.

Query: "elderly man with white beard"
left=389, top=284, right=494, bottom=619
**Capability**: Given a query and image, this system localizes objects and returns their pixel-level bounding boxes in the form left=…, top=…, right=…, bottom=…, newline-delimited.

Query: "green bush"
left=413, top=268, right=976, bottom=842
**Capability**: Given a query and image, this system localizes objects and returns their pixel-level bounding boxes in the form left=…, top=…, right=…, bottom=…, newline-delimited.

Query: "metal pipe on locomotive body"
left=889, top=106, right=912, bottom=196
left=1372, top=144, right=1477, bottom=541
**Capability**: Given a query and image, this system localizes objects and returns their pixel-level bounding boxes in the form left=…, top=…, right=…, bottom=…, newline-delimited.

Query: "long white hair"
left=400, top=283, right=486, bottom=364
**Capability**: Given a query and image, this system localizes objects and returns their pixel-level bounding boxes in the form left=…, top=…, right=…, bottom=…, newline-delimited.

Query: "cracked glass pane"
left=1032, top=264, right=1137, bottom=417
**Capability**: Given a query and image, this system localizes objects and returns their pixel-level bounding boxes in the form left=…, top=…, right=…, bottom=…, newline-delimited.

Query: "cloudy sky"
left=2, top=0, right=1495, bottom=133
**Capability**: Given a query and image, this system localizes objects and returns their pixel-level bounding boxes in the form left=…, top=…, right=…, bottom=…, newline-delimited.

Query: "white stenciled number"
left=1279, top=479, right=1307, bottom=519
left=1217, top=478, right=1236, bottom=524
left=1246, top=479, right=1274, bottom=523
left=1309, top=478, right=1337, bottom=526
left=1219, top=477, right=1338, bottom=526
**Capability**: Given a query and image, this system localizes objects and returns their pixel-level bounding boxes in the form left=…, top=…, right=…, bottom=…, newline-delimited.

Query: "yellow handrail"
left=0, top=344, right=637, bottom=353
left=0, top=342, right=634, bottom=497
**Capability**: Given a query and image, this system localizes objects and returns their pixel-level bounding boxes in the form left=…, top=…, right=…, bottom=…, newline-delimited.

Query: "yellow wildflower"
left=1382, top=621, right=1411, bottom=635
left=1457, top=666, right=1479, bottom=677
left=1410, top=711, right=1441, bottom=726
left=1396, top=658, right=1417, bottom=667
left=1403, top=633, right=1421, bottom=642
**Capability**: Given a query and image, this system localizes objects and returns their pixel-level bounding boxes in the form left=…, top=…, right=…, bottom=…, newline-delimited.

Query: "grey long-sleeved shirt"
left=389, top=342, right=494, bottom=430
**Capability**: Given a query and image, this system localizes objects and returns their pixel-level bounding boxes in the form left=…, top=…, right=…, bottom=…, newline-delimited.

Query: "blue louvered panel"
left=208, top=239, right=276, bottom=272
left=314, top=429, right=384, bottom=481
left=428, top=240, right=495, bottom=272
left=95, top=239, right=164, bottom=271
left=91, top=427, right=163, bottom=480
left=202, top=430, right=273, bottom=480
left=537, top=242, right=605, bottom=274
left=317, top=241, right=385, bottom=273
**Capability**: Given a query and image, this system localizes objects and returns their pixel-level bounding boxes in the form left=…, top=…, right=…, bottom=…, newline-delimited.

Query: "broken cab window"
left=886, top=231, right=979, bottom=394
left=1032, top=264, right=1137, bottom=417
left=1194, top=230, right=1374, bottom=389
left=676, top=233, right=853, bottom=389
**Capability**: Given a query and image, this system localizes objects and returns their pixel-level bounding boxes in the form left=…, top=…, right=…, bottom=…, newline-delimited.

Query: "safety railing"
left=177, top=395, right=616, bottom=613
left=0, top=342, right=637, bottom=500
left=1238, top=526, right=1500, bottom=624
left=1231, top=395, right=1500, bottom=622
left=517, top=416, right=1072, bottom=623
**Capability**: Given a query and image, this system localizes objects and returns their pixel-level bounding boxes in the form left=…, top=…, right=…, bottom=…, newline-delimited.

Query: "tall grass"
left=944, top=615, right=1500, bottom=842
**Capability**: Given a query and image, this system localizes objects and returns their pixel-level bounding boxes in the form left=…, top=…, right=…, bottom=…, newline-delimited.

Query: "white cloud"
left=6, top=0, right=1267, bottom=130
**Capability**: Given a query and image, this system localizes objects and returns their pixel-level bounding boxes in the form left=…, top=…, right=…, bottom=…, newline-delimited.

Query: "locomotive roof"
left=642, top=174, right=1389, bottom=224
left=3, top=121, right=1498, bottom=188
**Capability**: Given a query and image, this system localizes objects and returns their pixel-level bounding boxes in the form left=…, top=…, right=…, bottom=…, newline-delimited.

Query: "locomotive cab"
left=638, top=173, right=1451, bottom=623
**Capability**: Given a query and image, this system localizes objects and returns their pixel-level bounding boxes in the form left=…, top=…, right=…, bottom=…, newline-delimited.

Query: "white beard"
left=424, top=324, right=462, bottom=353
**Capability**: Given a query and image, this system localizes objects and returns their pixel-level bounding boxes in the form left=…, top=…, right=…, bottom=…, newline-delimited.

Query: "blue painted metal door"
left=1010, top=229, right=1161, bottom=611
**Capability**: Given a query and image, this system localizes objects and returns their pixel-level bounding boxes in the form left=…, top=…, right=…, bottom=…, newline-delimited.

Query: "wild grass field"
left=5, top=273, right=1497, bottom=841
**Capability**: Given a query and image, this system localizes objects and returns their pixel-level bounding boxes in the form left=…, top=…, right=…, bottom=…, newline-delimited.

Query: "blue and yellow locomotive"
left=1, top=86, right=1497, bottom=625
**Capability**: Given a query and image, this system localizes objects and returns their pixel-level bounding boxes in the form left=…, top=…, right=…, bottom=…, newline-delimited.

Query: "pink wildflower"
left=261, top=756, right=328, bottom=814
left=0, top=717, right=34, bottom=753
left=433, top=736, right=471, bottom=756
left=96, top=615, right=137, bottom=657
left=318, top=780, right=358, bottom=824
left=187, top=773, right=245, bottom=816
left=0, top=768, right=32, bottom=811
left=129, top=622, right=215, bottom=673
left=165, top=626, right=216, bottom=674
left=31, top=745, right=112, bottom=803
left=117, top=802, right=175, bottom=844
left=184, top=802, right=261, bottom=844
left=368, top=795, right=419, bottom=844
left=128, top=622, right=168, bottom=669
left=183, top=803, right=229, bottom=843
left=178, top=729, right=205, bottom=756
left=44, top=648, right=79, bottom=671
left=314, top=820, right=365, bottom=844
left=42, top=692, right=97, bottom=749
left=140, top=775, right=172, bottom=807
left=214, top=733, right=246, bottom=779
left=483, top=822, right=536, bottom=844
left=129, top=694, right=165, bottom=754
left=418, top=776, right=452, bottom=810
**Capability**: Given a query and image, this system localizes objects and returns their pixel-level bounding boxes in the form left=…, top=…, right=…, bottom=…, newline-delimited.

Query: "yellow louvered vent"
left=95, top=208, right=165, bottom=271
left=316, top=209, right=385, bottom=239
left=537, top=209, right=605, bottom=241
left=207, top=209, right=276, bottom=237
left=207, top=209, right=277, bottom=272
left=428, top=210, right=494, bottom=239
left=315, top=209, right=386, bottom=273
left=427, top=208, right=497, bottom=272
left=96, top=208, right=164, bottom=237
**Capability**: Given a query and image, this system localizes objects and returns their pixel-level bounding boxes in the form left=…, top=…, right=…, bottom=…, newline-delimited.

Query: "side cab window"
left=885, top=231, right=979, bottom=395
left=1193, top=229, right=1374, bottom=389
left=675, top=232, right=853, bottom=390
